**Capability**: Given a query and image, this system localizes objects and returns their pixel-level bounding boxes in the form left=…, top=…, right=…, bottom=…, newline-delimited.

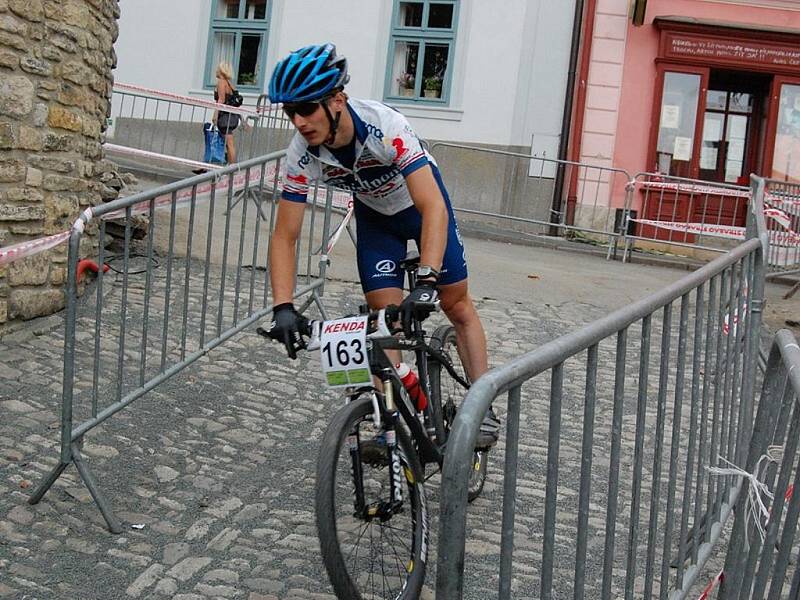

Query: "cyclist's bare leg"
left=437, top=279, right=488, bottom=382
left=364, top=286, right=404, bottom=367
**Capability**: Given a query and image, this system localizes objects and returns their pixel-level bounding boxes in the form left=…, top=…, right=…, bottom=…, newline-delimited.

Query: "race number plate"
left=319, top=316, right=370, bottom=388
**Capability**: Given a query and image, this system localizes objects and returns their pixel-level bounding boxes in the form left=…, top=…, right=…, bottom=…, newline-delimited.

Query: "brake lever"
left=305, top=320, right=322, bottom=351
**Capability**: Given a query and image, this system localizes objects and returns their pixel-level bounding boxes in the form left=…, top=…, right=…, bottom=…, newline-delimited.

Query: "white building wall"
left=113, top=0, right=575, bottom=149
left=115, top=0, right=212, bottom=92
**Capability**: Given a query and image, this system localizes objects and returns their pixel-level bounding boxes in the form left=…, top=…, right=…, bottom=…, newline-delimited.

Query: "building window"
left=655, top=71, right=702, bottom=179
left=205, top=0, right=270, bottom=91
left=385, top=1, right=458, bottom=104
left=772, top=82, right=800, bottom=183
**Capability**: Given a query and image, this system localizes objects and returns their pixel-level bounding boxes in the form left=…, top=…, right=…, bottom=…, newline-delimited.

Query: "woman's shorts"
left=355, top=167, right=468, bottom=293
left=216, top=111, right=239, bottom=135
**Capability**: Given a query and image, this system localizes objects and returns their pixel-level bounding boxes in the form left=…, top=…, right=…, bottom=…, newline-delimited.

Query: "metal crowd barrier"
left=27, top=150, right=342, bottom=532
left=436, top=175, right=769, bottom=598
left=622, top=173, right=751, bottom=261
left=718, top=328, right=800, bottom=598
left=107, top=84, right=294, bottom=167
left=429, top=142, right=632, bottom=257
left=761, top=178, right=800, bottom=280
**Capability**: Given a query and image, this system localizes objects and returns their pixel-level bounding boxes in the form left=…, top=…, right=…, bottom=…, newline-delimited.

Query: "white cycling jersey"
left=280, top=98, right=438, bottom=216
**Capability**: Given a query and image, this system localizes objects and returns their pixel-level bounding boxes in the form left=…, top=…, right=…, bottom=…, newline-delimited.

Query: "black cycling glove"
left=268, top=303, right=306, bottom=360
left=400, top=281, right=438, bottom=336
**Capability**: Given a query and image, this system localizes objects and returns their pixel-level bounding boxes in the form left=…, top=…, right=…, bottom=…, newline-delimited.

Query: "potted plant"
left=396, top=72, right=415, bottom=97
left=423, top=75, right=442, bottom=99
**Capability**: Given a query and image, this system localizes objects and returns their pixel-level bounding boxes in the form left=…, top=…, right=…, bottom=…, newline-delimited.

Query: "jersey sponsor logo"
left=357, top=158, right=385, bottom=169
left=358, top=169, right=400, bottom=192
left=392, top=137, right=407, bottom=159
left=323, top=166, right=350, bottom=179
left=287, top=173, right=308, bottom=184
left=364, top=122, right=384, bottom=140
left=325, top=175, right=357, bottom=191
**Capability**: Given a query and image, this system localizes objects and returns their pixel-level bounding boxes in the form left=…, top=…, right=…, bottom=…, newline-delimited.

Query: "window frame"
left=764, top=75, right=800, bottom=183
left=204, top=0, right=271, bottom=93
left=699, top=90, right=758, bottom=185
left=648, top=63, right=710, bottom=179
left=383, top=0, right=459, bottom=105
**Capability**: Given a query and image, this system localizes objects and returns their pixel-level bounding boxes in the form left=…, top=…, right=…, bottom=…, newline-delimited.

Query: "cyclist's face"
left=286, top=98, right=330, bottom=145
left=286, top=93, right=344, bottom=145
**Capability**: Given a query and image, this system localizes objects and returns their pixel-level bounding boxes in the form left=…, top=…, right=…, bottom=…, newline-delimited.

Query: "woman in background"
left=213, top=61, right=240, bottom=164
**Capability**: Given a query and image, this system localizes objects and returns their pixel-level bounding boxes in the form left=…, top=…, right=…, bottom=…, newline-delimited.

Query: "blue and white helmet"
left=268, top=43, right=349, bottom=104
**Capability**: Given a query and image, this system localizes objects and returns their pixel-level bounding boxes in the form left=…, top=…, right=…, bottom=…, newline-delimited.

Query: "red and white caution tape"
left=767, top=194, right=800, bottom=209
left=631, top=216, right=800, bottom=245
left=104, top=143, right=225, bottom=171
left=325, top=202, right=355, bottom=255
left=697, top=570, right=724, bottom=600
left=632, top=218, right=748, bottom=240
left=640, top=180, right=751, bottom=199
left=0, top=231, right=72, bottom=267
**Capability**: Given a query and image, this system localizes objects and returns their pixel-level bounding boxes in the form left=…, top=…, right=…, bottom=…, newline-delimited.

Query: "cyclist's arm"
left=405, top=164, right=448, bottom=272
left=269, top=199, right=306, bottom=305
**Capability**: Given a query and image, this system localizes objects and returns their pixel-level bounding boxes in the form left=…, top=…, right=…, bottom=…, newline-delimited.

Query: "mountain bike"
left=257, top=256, right=488, bottom=599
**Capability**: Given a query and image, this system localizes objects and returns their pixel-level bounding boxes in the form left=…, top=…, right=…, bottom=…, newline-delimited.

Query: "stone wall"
left=0, top=0, right=119, bottom=327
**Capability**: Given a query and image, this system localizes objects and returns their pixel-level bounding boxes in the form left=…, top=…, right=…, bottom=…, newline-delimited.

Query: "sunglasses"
left=283, top=100, right=324, bottom=119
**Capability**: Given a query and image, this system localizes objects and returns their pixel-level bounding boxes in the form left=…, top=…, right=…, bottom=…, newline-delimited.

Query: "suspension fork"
left=347, top=373, right=405, bottom=519
left=347, top=426, right=366, bottom=516
left=381, top=369, right=405, bottom=508
left=347, top=386, right=380, bottom=516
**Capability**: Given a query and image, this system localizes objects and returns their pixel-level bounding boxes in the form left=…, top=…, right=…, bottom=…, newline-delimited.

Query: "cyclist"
left=266, top=43, right=499, bottom=449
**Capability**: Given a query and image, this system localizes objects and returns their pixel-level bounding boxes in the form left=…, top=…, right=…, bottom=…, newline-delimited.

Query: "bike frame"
left=356, top=329, right=470, bottom=469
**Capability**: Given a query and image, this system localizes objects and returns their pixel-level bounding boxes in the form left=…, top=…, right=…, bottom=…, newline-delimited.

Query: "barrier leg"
left=227, top=187, right=268, bottom=220
left=28, top=460, right=69, bottom=504
left=71, top=442, right=123, bottom=534
left=606, top=233, right=616, bottom=261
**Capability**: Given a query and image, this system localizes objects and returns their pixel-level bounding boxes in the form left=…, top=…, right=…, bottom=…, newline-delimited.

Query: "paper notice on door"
left=703, top=119, right=722, bottom=141
left=700, top=146, right=718, bottom=170
left=673, top=136, right=693, bottom=161
left=660, top=105, right=680, bottom=129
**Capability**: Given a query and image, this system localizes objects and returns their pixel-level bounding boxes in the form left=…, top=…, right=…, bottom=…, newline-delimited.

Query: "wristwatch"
left=416, top=265, right=440, bottom=281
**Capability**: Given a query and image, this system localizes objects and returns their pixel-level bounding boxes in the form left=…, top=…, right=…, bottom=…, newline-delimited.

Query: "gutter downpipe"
left=551, top=0, right=588, bottom=235
left=562, top=0, right=597, bottom=229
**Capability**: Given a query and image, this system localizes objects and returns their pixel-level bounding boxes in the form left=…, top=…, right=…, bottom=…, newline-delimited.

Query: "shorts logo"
left=375, top=259, right=396, bottom=274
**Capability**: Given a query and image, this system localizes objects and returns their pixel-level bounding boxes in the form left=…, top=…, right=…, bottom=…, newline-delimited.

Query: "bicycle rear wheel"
left=316, top=394, right=428, bottom=599
left=428, top=324, right=488, bottom=502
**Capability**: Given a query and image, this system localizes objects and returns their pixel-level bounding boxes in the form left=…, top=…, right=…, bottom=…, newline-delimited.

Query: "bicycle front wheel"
left=429, top=325, right=488, bottom=502
left=316, top=394, right=428, bottom=599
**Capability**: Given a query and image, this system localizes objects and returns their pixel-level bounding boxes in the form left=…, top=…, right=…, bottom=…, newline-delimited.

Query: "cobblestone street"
left=0, top=237, right=795, bottom=599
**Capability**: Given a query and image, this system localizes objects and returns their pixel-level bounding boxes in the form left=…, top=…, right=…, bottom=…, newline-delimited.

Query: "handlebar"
left=256, top=300, right=439, bottom=355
